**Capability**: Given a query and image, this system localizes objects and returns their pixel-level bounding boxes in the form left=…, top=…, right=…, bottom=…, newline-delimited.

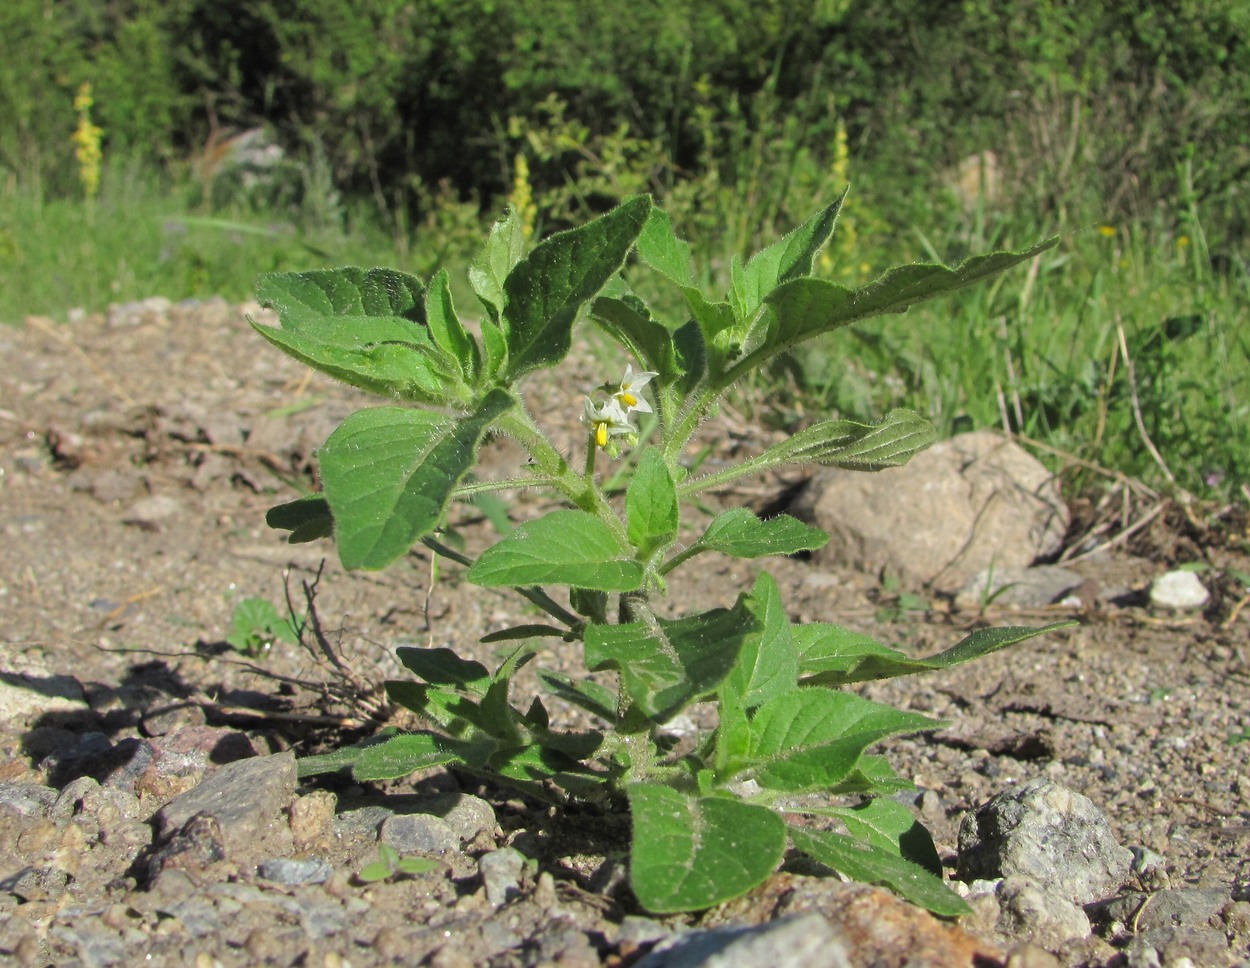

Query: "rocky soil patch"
left=2, top=300, right=1249, bottom=966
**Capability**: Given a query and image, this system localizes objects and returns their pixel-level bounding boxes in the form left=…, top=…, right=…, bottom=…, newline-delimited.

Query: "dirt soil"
left=2, top=299, right=1249, bottom=967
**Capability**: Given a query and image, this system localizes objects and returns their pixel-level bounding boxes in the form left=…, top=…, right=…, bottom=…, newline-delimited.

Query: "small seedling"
left=356, top=844, right=440, bottom=883
left=225, top=597, right=300, bottom=657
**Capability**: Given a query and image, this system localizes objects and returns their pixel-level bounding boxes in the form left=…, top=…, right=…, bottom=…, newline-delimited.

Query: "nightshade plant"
left=253, top=192, right=1073, bottom=916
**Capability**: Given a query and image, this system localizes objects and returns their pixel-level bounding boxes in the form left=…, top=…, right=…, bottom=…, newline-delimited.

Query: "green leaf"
left=479, top=646, right=537, bottom=742
left=538, top=670, right=617, bottom=723
left=295, top=728, right=400, bottom=778
left=789, top=827, right=971, bottom=917
left=395, top=856, right=440, bottom=875
left=636, top=207, right=694, bottom=289
left=384, top=680, right=485, bottom=737
left=253, top=267, right=467, bottom=405
left=739, top=689, right=938, bottom=792
left=627, top=448, right=679, bottom=555
left=487, top=744, right=605, bottom=797
left=628, top=784, right=786, bottom=914
left=759, top=409, right=936, bottom=470
left=729, top=572, right=799, bottom=710
left=591, top=295, right=675, bottom=378
left=929, top=622, right=1077, bottom=667
left=424, top=267, right=480, bottom=384
left=266, top=494, right=333, bottom=543
left=318, top=389, right=513, bottom=570
left=395, top=646, right=490, bottom=695
left=502, top=195, right=651, bottom=378
left=226, top=597, right=299, bottom=654
left=827, top=754, right=916, bottom=796
left=731, top=192, right=846, bottom=322
left=353, top=732, right=493, bottom=781
left=824, top=798, right=943, bottom=875
left=257, top=266, right=425, bottom=322
left=758, top=238, right=1058, bottom=358
left=584, top=599, right=760, bottom=723
left=470, top=208, right=527, bottom=323
left=479, top=624, right=567, bottom=643
left=693, top=508, right=828, bottom=559
left=796, top=621, right=1077, bottom=687
left=467, top=510, right=643, bottom=591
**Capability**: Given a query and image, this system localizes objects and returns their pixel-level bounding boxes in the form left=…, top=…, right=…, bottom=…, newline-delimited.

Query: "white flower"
left=611, top=365, right=657, bottom=415
left=582, top=396, right=635, bottom=448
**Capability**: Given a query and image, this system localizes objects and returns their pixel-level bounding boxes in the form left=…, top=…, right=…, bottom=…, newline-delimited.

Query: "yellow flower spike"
left=1098, top=225, right=1117, bottom=238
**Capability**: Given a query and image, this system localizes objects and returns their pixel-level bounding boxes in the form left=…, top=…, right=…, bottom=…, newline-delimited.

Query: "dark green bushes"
left=4, top=0, right=1247, bottom=238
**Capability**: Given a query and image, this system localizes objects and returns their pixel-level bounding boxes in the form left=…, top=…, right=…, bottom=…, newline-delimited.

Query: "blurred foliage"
left=3, top=0, right=1247, bottom=238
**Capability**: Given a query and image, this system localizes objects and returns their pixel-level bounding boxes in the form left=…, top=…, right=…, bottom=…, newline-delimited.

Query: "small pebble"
left=379, top=813, right=459, bottom=853
left=478, top=848, right=527, bottom=906
left=257, top=857, right=333, bottom=886
left=1149, top=570, right=1209, bottom=609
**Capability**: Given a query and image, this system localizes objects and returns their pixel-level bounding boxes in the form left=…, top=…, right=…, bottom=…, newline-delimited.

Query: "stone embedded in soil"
left=1132, top=887, right=1229, bottom=932
left=638, top=912, right=853, bottom=968
left=257, top=856, right=333, bottom=886
left=1149, top=569, right=1211, bottom=609
left=955, top=564, right=1084, bottom=610
left=710, top=874, right=1003, bottom=967
left=0, top=662, right=90, bottom=729
left=478, top=847, right=527, bottom=906
left=957, top=777, right=1132, bottom=905
left=418, top=792, right=497, bottom=841
left=120, top=493, right=184, bottom=531
left=794, top=430, right=1069, bottom=592
left=379, top=812, right=460, bottom=853
left=993, top=875, right=1092, bottom=949
left=155, top=750, right=296, bottom=862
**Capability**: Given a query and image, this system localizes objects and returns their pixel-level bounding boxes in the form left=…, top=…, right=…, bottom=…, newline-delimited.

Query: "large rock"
left=957, top=778, right=1131, bottom=905
left=794, top=431, right=1068, bottom=591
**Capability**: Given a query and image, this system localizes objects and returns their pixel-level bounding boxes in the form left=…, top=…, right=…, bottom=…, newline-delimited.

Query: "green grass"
left=0, top=159, right=479, bottom=322
left=3, top=158, right=1246, bottom=502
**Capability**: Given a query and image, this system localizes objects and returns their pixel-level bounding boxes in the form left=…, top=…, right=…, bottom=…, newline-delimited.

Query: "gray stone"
left=121, top=494, right=183, bottom=531
left=49, top=920, right=127, bottom=968
left=957, top=777, right=1131, bottom=905
left=637, top=913, right=852, bottom=968
left=257, top=857, right=333, bottom=886
left=379, top=812, right=459, bottom=853
left=1149, top=570, right=1210, bottom=609
left=1133, top=888, right=1228, bottom=932
left=617, top=916, right=676, bottom=948
left=156, top=751, right=296, bottom=859
left=54, top=775, right=142, bottom=828
left=956, top=565, right=1083, bottom=610
left=1125, top=926, right=1231, bottom=968
left=794, top=431, right=1068, bottom=592
left=478, top=847, right=527, bottom=906
left=332, top=805, right=393, bottom=839
left=0, top=781, right=57, bottom=818
left=417, top=792, right=497, bottom=842
left=0, top=661, right=89, bottom=728
left=995, top=875, right=1091, bottom=948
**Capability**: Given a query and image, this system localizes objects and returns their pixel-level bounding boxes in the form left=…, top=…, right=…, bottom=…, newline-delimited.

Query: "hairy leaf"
left=789, top=827, right=970, bottom=917
left=739, top=689, right=939, bottom=791
left=585, top=599, right=760, bottom=723
left=467, top=510, right=643, bottom=591
left=502, top=195, right=650, bottom=377
left=629, top=784, right=786, bottom=913
left=318, top=389, right=513, bottom=570
left=694, top=508, right=828, bottom=558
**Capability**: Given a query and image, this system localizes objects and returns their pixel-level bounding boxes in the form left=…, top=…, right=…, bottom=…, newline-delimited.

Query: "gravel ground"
left=1, top=299, right=1248, bottom=966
